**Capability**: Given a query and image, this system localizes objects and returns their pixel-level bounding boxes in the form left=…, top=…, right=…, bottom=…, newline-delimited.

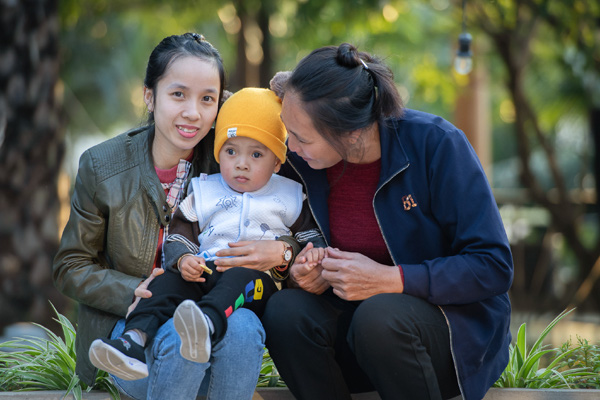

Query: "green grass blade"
left=529, top=309, right=575, bottom=355
left=516, top=322, right=527, bottom=359
left=518, top=349, right=555, bottom=379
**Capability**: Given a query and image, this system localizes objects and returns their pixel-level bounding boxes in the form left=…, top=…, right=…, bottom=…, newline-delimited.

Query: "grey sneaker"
left=89, top=336, right=148, bottom=381
left=174, top=300, right=212, bottom=363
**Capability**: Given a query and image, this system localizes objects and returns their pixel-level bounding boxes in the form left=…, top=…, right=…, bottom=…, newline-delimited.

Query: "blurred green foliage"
left=58, top=0, right=461, bottom=137
left=58, top=0, right=597, bottom=188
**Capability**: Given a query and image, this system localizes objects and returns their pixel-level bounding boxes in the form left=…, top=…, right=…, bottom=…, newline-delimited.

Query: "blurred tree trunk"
left=472, top=0, right=600, bottom=312
left=230, top=0, right=248, bottom=90
left=229, top=0, right=274, bottom=90
left=592, top=107, right=600, bottom=225
left=0, top=0, right=68, bottom=333
left=257, top=2, right=273, bottom=88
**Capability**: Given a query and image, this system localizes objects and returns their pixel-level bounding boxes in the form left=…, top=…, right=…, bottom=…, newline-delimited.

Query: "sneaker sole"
left=89, top=339, right=148, bottom=381
left=173, top=300, right=211, bottom=363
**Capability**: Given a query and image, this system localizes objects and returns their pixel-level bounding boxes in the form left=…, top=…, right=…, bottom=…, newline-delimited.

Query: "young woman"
left=53, top=33, right=287, bottom=400
left=263, top=43, right=514, bottom=400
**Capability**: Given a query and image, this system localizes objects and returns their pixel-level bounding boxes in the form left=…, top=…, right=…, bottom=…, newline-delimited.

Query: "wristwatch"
left=272, top=238, right=297, bottom=281
left=282, top=242, right=293, bottom=265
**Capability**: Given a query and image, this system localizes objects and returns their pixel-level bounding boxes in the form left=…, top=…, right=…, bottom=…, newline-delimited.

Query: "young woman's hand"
left=321, top=247, right=404, bottom=301
left=126, top=268, right=164, bottom=317
left=289, top=242, right=330, bottom=294
left=213, top=240, right=284, bottom=272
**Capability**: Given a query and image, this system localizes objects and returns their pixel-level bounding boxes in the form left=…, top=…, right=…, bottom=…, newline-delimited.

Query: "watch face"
left=284, top=249, right=292, bottom=262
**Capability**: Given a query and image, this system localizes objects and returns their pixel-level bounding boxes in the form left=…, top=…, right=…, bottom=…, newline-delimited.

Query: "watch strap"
left=271, top=236, right=300, bottom=281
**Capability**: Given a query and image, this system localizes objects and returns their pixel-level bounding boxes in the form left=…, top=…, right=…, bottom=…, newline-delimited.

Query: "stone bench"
left=2, top=388, right=600, bottom=399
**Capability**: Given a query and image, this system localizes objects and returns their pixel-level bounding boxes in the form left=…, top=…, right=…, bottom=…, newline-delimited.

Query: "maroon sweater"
left=326, top=160, right=403, bottom=282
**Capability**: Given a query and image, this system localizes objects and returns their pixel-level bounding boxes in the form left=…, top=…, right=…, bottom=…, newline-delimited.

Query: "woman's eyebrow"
left=165, top=82, right=188, bottom=90
left=287, top=129, right=301, bottom=140
left=164, top=83, right=218, bottom=94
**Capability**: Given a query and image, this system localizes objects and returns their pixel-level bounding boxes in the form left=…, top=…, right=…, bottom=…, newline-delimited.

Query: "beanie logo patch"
left=227, top=127, right=238, bottom=138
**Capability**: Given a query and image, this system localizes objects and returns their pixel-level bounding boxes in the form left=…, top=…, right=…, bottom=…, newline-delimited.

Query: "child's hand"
left=304, top=247, right=327, bottom=267
left=289, top=242, right=330, bottom=295
left=179, top=255, right=211, bottom=282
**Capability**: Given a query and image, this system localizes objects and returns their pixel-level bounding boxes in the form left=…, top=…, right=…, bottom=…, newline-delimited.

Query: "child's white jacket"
left=188, top=173, right=303, bottom=261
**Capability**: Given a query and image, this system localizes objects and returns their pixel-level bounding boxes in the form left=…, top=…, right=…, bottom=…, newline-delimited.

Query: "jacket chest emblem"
left=402, top=194, right=418, bottom=211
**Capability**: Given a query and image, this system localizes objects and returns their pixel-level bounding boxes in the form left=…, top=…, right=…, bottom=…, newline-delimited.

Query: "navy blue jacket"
left=281, top=109, right=513, bottom=400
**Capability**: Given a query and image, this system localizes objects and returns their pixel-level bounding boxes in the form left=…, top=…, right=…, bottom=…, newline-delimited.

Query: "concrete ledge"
left=252, top=388, right=381, bottom=400
left=0, top=392, right=113, bottom=400
left=483, top=388, right=600, bottom=400
left=0, top=390, right=369, bottom=399
left=1, top=388, right=600, bottom=399
left=254, top=387, right=600, bottom=400
left=253, top=388, right=381, bottom=399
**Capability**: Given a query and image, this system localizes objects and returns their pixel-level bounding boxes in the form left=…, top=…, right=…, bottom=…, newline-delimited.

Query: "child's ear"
left=273, top=159, right=282, bottom=173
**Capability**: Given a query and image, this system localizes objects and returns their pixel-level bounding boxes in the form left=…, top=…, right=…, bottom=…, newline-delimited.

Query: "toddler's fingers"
left=297, top=256, right=307, bottom=264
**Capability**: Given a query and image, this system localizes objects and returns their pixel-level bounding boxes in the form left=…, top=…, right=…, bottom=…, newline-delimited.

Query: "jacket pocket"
left=107, top=190, right=158, bottom=276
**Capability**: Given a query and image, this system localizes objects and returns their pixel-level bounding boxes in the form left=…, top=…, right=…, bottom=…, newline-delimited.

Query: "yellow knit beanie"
left=214, top=88, right=287, bottom=164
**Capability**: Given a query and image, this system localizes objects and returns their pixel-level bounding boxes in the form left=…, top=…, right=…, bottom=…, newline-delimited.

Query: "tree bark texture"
left=228, top=0, right=274, bottom=90
left=473, top=0, right=600, bottom=312
left=0, top=0, right=69, bottom=333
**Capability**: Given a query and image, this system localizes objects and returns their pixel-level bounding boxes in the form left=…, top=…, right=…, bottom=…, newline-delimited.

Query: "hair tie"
left=191, top=33, right=206, bottom=43
left=360, top=58, right=377, bottom=88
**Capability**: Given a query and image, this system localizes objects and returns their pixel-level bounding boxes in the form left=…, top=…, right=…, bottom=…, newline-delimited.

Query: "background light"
left=454, top=32, right=473, bottom=75
left=454, top=0, right=473, bottom=75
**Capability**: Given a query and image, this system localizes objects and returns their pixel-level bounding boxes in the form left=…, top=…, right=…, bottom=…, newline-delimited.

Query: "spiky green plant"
left=257, top=349, right=286, bottom=388
left=494, top=308, right=600, bottom=389
left=0, top=303, right=119, bottom=399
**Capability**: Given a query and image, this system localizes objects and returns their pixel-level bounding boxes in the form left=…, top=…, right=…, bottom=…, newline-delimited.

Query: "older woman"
left=263, top=43, right=513, bottom=400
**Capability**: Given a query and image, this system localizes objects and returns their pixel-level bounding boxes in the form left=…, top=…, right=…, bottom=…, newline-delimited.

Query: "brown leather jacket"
left=52, top=125, right=217, bottom=385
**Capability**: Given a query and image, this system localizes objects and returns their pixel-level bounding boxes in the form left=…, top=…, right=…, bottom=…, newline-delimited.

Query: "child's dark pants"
left=125, top=263, right=277, bottom=344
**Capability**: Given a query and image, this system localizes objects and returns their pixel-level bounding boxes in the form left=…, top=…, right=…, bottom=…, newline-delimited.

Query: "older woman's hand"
left=289, top=242, right=330, bottom=294
left=126, top=267, right=164, bottom=318
left=321, top=247, right=404, bottom=301
left=213, top=240, right=284, bottom=272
